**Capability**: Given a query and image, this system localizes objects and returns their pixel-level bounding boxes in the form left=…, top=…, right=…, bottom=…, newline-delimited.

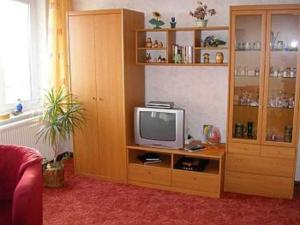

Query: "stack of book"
left=138, top=153, right=162, bottom=164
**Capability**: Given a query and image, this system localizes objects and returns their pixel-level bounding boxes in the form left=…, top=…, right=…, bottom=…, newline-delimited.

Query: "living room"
left=0, top=0, right=300, bottom=225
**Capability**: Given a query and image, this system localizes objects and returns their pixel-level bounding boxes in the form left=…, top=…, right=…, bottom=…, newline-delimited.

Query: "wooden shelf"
left=127, top=144, right=225, bottom=160
left=129, top=160, right=171, bottom=169
left=137, top=47, right=167, bottom=50
left=195, top=46, right=228, bottom=50
left=136, top=26, right=229, bottom=32
left=137, top=63, right=228, bottom=66
left=173, top=161, right=219, bottom=176
left=136, top=26, right=229, bottom=66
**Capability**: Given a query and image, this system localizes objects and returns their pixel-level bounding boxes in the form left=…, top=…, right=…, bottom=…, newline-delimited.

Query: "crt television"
left=134, top=107, right=185, bottom=149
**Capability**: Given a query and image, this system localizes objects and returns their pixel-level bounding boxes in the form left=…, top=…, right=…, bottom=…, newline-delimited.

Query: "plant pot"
left=195, top=19, right=208, bottom=28
left=43, top=161, right=64, bottom=188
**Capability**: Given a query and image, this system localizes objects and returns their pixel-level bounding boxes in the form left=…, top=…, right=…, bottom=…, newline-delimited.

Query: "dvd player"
left=146, top=101, right=174, bottom=109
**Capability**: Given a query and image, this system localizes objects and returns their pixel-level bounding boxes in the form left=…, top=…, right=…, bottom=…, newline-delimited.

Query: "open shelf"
left=173, top=155, right=220, bottom=175
left=137, top=63, right=228, bottom=66
left=137, top=47, right=167, bottom=50
left=128, top=148, right=171, bottom=168
left=136, top=26, right=229, bottom=32
left=136, top=26, right=229, bottom=66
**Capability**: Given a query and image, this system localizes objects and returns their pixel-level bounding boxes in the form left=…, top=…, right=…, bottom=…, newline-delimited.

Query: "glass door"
left=262, top=11, right=300, bottom=146
left=229, top=11, right=266, bottom=143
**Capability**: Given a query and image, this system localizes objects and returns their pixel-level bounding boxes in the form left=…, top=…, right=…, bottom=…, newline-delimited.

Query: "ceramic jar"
left=215, top=52, right=224, bottom=64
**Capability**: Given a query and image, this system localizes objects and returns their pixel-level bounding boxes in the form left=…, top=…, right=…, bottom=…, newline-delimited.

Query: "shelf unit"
left=225, top=4, right=300, bottom=199
left=127, top=143, right=225, bottom=198
left=136, top=26, right=229, bottom=66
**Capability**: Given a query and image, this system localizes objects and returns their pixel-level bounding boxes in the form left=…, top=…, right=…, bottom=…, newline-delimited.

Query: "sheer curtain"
left=48, top=0, right=71, bottom=90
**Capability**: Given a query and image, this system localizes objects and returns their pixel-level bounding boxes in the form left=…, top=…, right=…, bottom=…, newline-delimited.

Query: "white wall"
left=72, top=0, right=300, bottom=180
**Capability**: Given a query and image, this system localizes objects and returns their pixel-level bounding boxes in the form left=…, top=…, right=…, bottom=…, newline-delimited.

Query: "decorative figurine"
left=203, top=36, right=226, bottom=47
left=203, top=53, right=210, bottom=64
left=170, top=17, right=176, bottom=28
left=215, top=52, right=224, bottom=64
left=158, top=42, right=164, bottom=48
left=149, top=12, right=165, bottom=29
left=153, top=40, right=159, bottom=48
left=157, top=55, right=166, bottom=63
left=145, top=37, right=153, bottom=48
left=145, top=53, right=152, bottom=63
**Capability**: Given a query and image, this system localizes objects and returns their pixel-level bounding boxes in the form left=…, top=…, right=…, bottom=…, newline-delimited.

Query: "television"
left=134, top=107, right=185, bottom=149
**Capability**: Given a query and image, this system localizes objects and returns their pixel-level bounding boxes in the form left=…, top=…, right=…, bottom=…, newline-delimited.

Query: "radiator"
left=0, top=116, right=54, bottom=161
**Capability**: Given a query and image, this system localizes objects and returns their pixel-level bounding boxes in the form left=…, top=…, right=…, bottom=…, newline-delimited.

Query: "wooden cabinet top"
left=127, top=144, right=225, bottom=159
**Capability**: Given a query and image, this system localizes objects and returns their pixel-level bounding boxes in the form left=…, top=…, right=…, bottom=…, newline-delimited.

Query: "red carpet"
left=44, top=160, right=300, bottom=225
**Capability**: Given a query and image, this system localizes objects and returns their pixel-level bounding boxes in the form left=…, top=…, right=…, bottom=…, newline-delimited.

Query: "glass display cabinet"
left=263, top=12, right=300, bottom=146
left=226, top=5, right=300, bottom=199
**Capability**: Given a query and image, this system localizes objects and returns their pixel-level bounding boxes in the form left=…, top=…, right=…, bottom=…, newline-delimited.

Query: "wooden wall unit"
left=68, top=9, right=145, bottom=183
left=226, top=5, right=300, bottom=199
left=136, top=27, right=229, bottom=66
left=127, top=144, right=225, bottom=198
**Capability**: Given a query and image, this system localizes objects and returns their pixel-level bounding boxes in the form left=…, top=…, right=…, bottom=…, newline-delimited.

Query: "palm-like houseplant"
left=36, top=88, right=85, bottom=187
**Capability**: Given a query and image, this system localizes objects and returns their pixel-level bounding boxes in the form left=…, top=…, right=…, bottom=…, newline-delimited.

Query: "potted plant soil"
left=36, top=88, right=85, bottom=188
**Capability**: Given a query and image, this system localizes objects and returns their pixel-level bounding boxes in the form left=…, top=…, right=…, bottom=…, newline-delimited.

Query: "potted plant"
left=189, top=1, right=216, bottom=27
left=36, top=88, right=85, bottom=188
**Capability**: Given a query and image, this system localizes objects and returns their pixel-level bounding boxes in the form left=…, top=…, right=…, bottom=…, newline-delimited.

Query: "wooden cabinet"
left=226, top=5, right=300, bottom=198
left=68, top=9, right=145, bottom=182
left=127, top=144, right=225, bottom=198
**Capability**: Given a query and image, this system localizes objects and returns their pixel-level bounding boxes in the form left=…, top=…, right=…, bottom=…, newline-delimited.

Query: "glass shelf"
left=235, top=49, right=261, bottom=51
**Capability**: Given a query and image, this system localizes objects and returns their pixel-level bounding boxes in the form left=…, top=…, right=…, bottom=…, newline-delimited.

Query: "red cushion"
left=0, top=201, right=12, bottom=225
left=0, top=145, right=42, bottom=201
left=0, top=145, right=43, bottom=225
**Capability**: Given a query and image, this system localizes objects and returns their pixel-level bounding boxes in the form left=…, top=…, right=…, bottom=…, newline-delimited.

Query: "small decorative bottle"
left=16, top=99, right=23, bottom=113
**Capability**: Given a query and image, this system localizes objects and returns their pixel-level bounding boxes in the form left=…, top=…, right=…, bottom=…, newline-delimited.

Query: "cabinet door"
left=94, top=14, right=126, bottom=181
left=262, top=10, right=300, bottom=147
left=228, top=11, right=267, bottom=144
left=69, top=15, right=101, bottom=175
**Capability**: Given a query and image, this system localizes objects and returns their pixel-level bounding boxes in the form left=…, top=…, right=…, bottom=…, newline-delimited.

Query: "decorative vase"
left=195, top=19, right=208, bottom=28
left=215, top=52, right=224, bottom=64
left=43, top=161, right=64, bottom=188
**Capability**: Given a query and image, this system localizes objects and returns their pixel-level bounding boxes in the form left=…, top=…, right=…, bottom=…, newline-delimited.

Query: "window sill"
left=0, top=110, right=42, bottom=128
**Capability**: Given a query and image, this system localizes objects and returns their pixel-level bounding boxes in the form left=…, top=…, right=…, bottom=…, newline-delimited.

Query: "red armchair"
left=0, top=145, right=43, bottom=225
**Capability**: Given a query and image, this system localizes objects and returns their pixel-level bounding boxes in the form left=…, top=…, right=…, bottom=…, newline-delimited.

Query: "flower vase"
left=196, top=19, right=208, bottom=28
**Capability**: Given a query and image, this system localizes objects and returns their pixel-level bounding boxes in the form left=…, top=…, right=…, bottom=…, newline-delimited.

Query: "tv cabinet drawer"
left=225, top=171, right=293, bottom=199
left=172, top=170, right=219, bottom=193
left=128, top=164, right=171, bottom=186
left=228, top=143, right=260, bottom=155
left=226, top=153, right=294, bottom=177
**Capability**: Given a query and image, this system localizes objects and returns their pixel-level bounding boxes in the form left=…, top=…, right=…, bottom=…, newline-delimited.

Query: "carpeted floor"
left=43, top=160, right=300, bottom=225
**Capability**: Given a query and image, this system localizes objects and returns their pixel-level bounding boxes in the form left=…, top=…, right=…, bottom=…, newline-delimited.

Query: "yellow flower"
left=153, top=11, right=161, bottom=19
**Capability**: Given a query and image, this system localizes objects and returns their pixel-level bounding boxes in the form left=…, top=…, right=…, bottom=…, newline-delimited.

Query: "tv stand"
left=127, top=143, right=225, bottom=198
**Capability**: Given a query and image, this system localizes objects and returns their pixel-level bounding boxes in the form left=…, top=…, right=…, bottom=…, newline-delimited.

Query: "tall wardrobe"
left=68, top=9, right=145, bottom=182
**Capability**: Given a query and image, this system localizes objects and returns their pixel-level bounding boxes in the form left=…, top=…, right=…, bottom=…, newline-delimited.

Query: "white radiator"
left=0, top=116, right=54, bottom=161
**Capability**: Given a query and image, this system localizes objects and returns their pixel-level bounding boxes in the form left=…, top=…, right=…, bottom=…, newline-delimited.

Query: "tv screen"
left=140, top=111, right=176, bottom=141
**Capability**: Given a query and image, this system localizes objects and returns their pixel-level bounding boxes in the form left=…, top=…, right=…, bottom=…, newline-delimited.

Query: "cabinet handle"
left=99, top=98, right=104, bottom=101
left=92, top=97, right=96, bottom=100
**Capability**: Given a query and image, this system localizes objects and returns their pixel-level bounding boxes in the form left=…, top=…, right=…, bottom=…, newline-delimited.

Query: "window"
left=0, top=0, right=45, bottom=114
